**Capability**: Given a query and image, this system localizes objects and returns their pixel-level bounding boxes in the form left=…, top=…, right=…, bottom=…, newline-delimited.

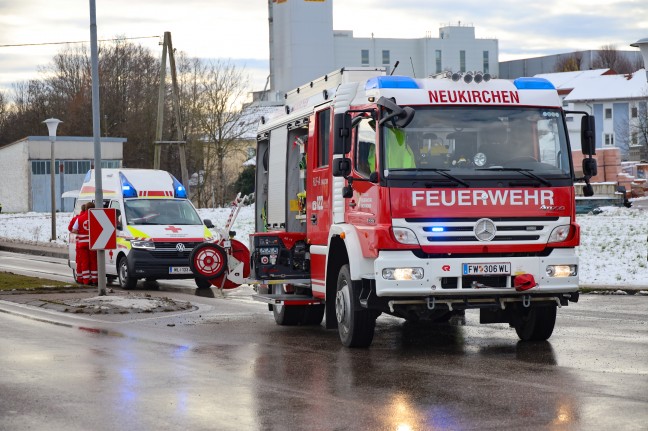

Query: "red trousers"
left=76, top=246, right=89, bottom=284
left=88, top=249, right=98, bottom=284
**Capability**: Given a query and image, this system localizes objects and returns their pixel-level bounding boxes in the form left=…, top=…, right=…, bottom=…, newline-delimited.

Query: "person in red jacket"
left=73, top=202, right=93, bottom=285
left=68, top=203, right=86, bottom=283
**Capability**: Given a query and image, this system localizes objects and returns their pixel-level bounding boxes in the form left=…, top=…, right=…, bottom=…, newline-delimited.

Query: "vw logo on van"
left=176, top=243, right=186, bottom=253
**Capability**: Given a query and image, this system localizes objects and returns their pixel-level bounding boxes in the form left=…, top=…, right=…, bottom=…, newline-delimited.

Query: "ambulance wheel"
left=190, top=243, right=227, bottom=280
left=118, top=257, right=138, bottom=290
left=194, top=277, right=212, bottom=289
left=513, top=304, right=557, bottom=342
left=273, top=303, right=302, bottom=326
left=335, top=264, right=375, bottom=348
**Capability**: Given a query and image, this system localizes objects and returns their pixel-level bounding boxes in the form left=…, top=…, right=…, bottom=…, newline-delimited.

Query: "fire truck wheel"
left=118, top=257, right=138, bottom=290
left=302, top=304, right=325, bottom=325
left=190, top=243, right=228, bottom=280
left=514, top=304, right=557, bottom=341
left=273, top=303, right=302, bottom=326
left=335, top=264, right=376, bottom=348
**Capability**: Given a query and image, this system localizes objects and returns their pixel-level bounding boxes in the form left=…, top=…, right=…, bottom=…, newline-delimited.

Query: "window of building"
left=631, top=106, right=638, bottom=118
left=460, top=50, right=466, bottom=72
left=382, top=50, right=390, bottom=65
left=435, top=50, right=442, bottom=74
left=605, top=108, right=612, bottom=119
left=246, top=147, right=256, bottom=159
left=603, top=133, right=614, bottom=147
left=632, top=132, right=639, bottom=146
left=483, top=51, right=489, bottom=74
left=317, top=109, right=330, bottom=167
left=361, top=49, right=369, bottom=66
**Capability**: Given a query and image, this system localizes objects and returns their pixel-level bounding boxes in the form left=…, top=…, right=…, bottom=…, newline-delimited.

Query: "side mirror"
left=203, top=218, right=214, bottom=229
left=582, top=183, right=594, bottom=197
left=376, top=96, right=416, bottom=128
left=582, top=158, right=597, bottom=177
left=333, top=112, right=352, bottom=155
left=332, top=157, right=351, bottom=177
left=581, top=115, right=596, bottom=156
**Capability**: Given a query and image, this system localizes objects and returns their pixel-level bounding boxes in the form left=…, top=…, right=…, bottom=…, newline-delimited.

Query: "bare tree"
left=187, top=60, right=252, bottom=208
left=554, top=52, right=583, bottom=72
left=593, top=44, right=633, bottom=73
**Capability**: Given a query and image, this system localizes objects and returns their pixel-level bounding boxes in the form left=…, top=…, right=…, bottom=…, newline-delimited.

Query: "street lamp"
left=43, top=118, right=62, bottom=242
left=630, top=37, right=648, bottom=83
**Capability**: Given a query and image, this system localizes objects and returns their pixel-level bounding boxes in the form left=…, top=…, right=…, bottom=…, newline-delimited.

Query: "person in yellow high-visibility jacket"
left=367, top=127, right=416, bottom=170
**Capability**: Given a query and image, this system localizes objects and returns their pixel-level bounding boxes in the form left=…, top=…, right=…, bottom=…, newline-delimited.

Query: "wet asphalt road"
left=1, top=288, right=647, bottom=431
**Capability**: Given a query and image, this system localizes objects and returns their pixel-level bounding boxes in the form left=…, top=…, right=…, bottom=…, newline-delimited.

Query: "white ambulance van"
left=68, top=168, right=215, bottom=289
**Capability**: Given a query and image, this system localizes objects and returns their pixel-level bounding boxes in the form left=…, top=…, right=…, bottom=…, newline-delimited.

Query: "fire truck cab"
left=251, top=67, right=597, bottom=347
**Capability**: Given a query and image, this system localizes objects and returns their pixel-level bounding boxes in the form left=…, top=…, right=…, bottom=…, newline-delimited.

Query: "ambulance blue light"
left=431, top=227, right=445, bottom=232
left=119, top=172, right=138, bottom=198
left=513, top=78, right=555, bottom=90
left=83, top=170, right=91, bottom=183
left=365, top=76, right=420, bottom=90
left=171, top=175, right=187, bottom=198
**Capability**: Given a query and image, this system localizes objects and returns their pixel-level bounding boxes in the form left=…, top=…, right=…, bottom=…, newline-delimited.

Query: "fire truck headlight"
left=546, top=265, right=577, bottom=277
left=392, top=227, right=419, bottom=245
left=382, top=267, right=424, bottom=281
left=130, top=239, right=155, bottom=250
left=548, top=225, right=570, bottom=243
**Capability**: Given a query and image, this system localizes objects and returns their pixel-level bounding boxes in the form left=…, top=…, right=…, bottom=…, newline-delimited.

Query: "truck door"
left=306, top=108, right=333, bottom=285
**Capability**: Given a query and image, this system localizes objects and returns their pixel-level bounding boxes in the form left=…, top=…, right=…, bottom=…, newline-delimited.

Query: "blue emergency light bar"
left=365, top=76, right=420, bottom=90
left=171, top=175, right=187, bottom=199
left=513, top=77, right=555, bottom=90
left=119, top=172, right=138, bottom=198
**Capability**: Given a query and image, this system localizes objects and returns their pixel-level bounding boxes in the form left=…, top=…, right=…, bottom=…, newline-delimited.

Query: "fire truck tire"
left=190, top=243, right=228, bottom=280
left=302, top=304, right=325, bottom=326
left=514, top=304, right=557, bottom=341
left=273, top=303, right=302, bottom=326
left=335, top=264, right=376, bottom=348
left=118, top=257, right=138, bottom=290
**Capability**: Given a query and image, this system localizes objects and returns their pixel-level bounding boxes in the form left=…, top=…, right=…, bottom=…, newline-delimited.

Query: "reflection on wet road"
left=0, top=295, right=646, bottom=430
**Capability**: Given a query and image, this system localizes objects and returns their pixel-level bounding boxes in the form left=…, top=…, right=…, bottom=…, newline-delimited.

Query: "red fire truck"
left=193, top=67, right=598, bottom=348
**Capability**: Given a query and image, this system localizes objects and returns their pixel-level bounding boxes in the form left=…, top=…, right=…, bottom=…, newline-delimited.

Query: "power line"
left=0, top=35, right=160, bottom=48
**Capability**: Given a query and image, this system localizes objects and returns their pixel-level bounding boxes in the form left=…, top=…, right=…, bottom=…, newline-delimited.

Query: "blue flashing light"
left=83, top=170, right=92, bottom=183
left=431, top=227, right=445, bottom=232
left=171, top=174, right=187, bottom=199
left=365, top=76, right=420, bottom=90
left=513, top=77, right=555, bottom=90
left=119, top=172, right=138, bottom=198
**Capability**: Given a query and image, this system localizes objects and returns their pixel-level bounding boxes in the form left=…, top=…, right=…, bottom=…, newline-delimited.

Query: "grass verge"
left=0, top=271, right=80, bottom=291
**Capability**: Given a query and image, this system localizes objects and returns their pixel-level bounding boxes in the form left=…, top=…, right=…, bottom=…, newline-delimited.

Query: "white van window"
left=124, top=199, right=202, bottom=225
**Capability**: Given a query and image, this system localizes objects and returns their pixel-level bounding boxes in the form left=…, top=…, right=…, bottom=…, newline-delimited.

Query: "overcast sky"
left=0, top=0, right=646, bottom=92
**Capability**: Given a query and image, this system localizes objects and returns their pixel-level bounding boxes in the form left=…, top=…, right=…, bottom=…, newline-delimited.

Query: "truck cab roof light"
left=171, top=174, right=187, bottom=198
left=513, top=77, right=555, bottom=90
left=119, top=172, right=138, bottom=198
left=365, top=76, right=420, bottom=90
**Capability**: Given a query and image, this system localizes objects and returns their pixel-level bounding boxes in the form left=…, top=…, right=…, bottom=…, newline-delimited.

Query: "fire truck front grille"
left=400, top=216, right=568, bottom=246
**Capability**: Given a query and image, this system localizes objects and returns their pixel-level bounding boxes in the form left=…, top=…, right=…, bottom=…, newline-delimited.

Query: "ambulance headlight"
left=382, top=267, right=424, bottom=281
left=548, top=225, right=571, bottom=243
left=130, top=239, right=155, bottom=250
left=392, top=227, right=419, bottom=245
left=546, top=265, right=577, bottom=277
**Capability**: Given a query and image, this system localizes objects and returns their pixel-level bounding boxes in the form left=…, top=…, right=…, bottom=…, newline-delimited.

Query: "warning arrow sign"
left=89, top=208, right=117, bottom=250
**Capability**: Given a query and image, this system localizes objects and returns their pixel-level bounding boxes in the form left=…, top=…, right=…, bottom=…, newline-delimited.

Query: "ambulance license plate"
left=463, top=263, right=511, bottom=275
left=169, top=266, right=192, bottom=274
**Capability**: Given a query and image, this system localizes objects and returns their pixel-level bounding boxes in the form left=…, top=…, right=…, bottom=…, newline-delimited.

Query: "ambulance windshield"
left=381, top=106, right=571, bottom=178
left=124, top=199, right=202, bottom=225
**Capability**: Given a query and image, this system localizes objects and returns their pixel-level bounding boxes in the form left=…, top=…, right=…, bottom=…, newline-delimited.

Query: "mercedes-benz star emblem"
left=176, top=243, right=186, bottom=252
left=474, top=218, right=497, bottom=242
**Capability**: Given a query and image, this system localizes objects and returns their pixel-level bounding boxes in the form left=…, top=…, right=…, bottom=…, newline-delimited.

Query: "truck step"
left=252, top=293, right=322, bottom=306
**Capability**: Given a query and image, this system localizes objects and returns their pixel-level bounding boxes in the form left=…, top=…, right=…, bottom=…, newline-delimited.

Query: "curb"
left=0, top=241, right=67, bottom=259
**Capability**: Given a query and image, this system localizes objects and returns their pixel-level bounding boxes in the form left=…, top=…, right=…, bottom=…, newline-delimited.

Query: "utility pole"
left=153, top=31, right=190, bottom=194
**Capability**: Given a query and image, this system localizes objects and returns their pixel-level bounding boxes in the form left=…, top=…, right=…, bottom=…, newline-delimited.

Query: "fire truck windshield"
left=381, top=106, right=571, bottom=181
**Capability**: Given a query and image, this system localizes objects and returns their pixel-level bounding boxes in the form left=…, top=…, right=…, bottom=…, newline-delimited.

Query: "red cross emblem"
left=165, top=226, right=182, bottom=233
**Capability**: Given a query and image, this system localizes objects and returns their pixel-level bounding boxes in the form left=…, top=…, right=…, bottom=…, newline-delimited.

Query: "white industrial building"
left=267, top=0, right=498, bottom=99
left=0, top=136, right=125, bottom=213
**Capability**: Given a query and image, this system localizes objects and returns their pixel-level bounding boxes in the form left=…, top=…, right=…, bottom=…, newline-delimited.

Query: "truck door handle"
left=310, top=214, right=317, bottom=224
